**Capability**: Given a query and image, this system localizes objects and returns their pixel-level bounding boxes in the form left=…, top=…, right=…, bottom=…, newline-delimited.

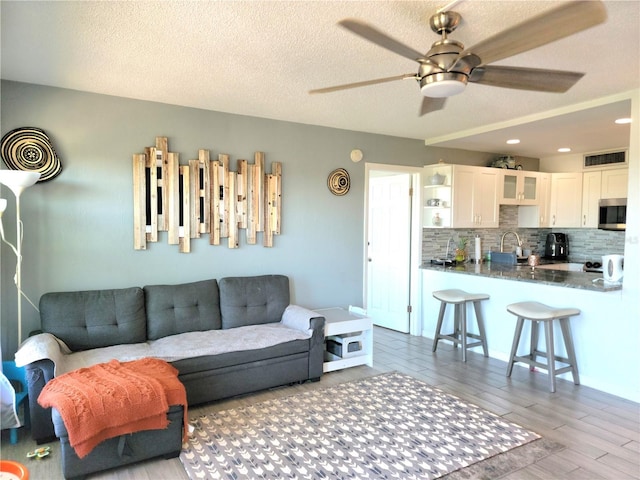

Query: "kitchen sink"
left=430, top=258, right=454, bottom=266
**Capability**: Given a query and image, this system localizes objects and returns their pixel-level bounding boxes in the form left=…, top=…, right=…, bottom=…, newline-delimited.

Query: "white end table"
left=315, top=306, right=373, bottom=373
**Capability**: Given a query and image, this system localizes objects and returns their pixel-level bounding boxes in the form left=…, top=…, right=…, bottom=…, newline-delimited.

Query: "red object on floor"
left=0, top=460, right=29, bottom=480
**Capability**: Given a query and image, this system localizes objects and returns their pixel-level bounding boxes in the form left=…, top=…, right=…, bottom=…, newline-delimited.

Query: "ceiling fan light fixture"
left=420, top=72, right=467, bottom=98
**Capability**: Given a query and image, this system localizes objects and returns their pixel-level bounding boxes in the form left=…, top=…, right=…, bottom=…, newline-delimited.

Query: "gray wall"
left=1, top=80, right=441, bottom=356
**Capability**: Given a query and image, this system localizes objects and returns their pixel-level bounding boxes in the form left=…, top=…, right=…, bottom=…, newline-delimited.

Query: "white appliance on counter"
left=602, top=254, right=624, bottom=284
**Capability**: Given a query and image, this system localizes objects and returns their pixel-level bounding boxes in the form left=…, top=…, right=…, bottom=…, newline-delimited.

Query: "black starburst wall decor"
left=1, top=127, right=62, bottom=182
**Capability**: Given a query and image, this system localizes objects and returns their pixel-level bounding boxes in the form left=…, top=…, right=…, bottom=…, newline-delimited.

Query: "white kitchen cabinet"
left=601, top=168, right=628, bottom=199
left=500, top=170, right=541, bottom=205
left=581, top=168, right=628, bottom=228
left=452, top=165, right=500, bottom=228
left=549, top=172, right=583, bottom=228
left=517, top=173, right=551, bottom=228
left=581, top=171, right=602, bottom=228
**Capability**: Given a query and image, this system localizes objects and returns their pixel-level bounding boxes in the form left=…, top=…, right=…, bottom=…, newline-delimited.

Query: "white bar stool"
left=506, top=301, right=580, bottom=393
left=432, top=289, right=489, bottom=362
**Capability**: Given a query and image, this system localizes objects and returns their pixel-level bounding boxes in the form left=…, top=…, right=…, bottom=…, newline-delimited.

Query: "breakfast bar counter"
left=419, top=262, right=636, bottom=402
left=420, top=262, right=622, bottom=292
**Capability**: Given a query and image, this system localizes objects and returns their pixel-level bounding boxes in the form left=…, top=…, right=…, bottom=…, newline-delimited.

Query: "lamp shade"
left=0, top=170, right=41, bottom=197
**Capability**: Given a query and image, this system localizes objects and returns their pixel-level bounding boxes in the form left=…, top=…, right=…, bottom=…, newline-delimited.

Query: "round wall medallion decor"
left=1, top=127, right=62, bottom=182
left=327, top=168, right=350, bottom=196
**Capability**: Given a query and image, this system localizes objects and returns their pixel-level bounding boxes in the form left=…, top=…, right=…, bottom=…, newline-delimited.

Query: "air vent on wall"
left=583, top=150, right=627, bottom=168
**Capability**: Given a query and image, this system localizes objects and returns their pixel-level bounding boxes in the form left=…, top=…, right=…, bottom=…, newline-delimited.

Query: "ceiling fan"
left=309, top=1, right=607, bottom=116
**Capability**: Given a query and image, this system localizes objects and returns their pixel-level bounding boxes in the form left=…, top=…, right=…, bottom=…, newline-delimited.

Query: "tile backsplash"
left=421, top=205, right=625, bottom=264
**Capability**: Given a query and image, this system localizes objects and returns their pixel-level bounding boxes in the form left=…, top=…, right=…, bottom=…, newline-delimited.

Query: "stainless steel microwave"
left=598, top=198, right=626, bottom=231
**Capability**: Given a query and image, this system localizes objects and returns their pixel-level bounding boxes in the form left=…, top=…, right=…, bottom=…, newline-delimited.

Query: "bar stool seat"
left=506, top=301, right=580, bottom=393
left=432, top=289, right=489, bottom=362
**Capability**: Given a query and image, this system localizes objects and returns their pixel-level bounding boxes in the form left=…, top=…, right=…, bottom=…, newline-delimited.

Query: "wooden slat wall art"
left=228, top=170, right=238, bottom=248
left=167, top=152, right=180, bottom=245
left=179, top=165, right=190, bottom=253
left=199, top=149, right=211, bottom=235
left=144, top=147, right=158, bottom=243
left=219, top=154, right=230, bottom=240
left=132, top=137, right=282, bottom=252
left=188, top=159, right=200, bottom=239
left=132, top=154, right=147, bottom=250
left=246, top=163, right=257, bottom=245
left=156, top=137, right=169, bottom=232
left=210, top=158, right=221, bottom=246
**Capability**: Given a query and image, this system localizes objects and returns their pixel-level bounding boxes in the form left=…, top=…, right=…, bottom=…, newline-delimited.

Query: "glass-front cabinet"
left=500, top=171, right=541, bottom=205
left=423, top=163, right=499, bottom=229
left=423, top=164, right=452, bottom=228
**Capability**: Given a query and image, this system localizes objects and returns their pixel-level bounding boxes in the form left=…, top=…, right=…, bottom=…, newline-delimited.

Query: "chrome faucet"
left=500, top=231, right=522, bottom=253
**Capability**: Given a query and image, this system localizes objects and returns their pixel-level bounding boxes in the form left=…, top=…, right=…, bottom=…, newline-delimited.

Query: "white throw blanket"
left=15, top=305, right=318, bottom=376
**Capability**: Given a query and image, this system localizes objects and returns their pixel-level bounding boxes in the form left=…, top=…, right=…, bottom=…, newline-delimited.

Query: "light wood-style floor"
left=2, top=326, right=639, bottom=479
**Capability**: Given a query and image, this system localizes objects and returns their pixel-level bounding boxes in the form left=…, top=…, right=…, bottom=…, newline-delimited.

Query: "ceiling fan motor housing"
left=419, top=39, right=468, bottom=98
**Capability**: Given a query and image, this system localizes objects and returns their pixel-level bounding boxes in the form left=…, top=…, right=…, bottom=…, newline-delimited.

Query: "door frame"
left=364, top=163, right=423, bottom=336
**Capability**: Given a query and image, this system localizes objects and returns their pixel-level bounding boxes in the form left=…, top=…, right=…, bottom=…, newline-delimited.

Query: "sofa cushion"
left=219, top=275, right=289, bottom=329
left=40, top=287, right=146, bottom=351
left=144, top=279, right=221, bottom=340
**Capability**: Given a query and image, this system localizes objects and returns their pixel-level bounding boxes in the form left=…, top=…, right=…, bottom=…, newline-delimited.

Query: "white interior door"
left=366, top=173, right=411, bottom=333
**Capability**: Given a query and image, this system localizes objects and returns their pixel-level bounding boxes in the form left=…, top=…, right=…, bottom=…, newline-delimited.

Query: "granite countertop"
left=420, top=261, right=622, bottom=292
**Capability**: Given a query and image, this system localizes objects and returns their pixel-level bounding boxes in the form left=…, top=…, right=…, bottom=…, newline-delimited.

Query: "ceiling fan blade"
left=419, top=97, right=447, bottom=116
left=309, top=74, right=416, bottom=94
left=469, top=65, right=584, bottom=93
left=339, top=19, right=427, bottom=63
left=461, top=0, right=607, bottom=67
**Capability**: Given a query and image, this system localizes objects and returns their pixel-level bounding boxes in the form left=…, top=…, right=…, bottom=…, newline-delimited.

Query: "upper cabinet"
left=451, top=165, right=500, bottom=228
left=499, top=171, right=542, bottom=205
left=517, top=172, right=551, bottom=228
left=423, top=164, right=499, bottom=229
left=549, top=172, right=583, bottom=228
left=581, top=168, right=628, bottom=228
left=600, top=168, right=628, bottom=199
left=581, top=171, right=601, bottom=228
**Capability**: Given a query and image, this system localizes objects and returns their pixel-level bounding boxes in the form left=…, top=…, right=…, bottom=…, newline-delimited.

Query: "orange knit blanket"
left=38, top=358, right=187, bottom=458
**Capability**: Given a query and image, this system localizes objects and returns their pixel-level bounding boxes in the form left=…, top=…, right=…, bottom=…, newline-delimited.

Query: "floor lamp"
left=0, top=170, right=41, bottom=347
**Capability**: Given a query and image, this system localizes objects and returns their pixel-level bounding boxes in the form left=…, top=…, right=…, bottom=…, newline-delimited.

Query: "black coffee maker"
left=544, top=233, right=569, bottom=260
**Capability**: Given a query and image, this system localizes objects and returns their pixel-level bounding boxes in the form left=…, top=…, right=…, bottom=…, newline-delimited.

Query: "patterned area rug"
left=180, top=372, right=545, bottom=479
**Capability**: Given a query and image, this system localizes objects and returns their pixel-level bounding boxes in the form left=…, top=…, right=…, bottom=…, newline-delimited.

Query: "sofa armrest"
left=281, top=305, right=320, bottom=334
left=25, top=359, right=57, bottom=444
left=308, top=316, right=326, bottom=380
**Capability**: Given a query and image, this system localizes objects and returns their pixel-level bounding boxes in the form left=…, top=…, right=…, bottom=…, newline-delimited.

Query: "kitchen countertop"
left=420, top=261, right=622, bottom=292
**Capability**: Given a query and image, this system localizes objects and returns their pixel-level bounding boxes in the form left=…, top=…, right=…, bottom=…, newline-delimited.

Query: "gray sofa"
left=18, top=274, right=325, bottom=448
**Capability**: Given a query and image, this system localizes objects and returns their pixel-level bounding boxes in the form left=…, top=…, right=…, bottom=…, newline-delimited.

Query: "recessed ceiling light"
left=506, top=139, right=520, bottom=145
left=615, top=117, right=632, bottom=124
left=557, top=147, right=571, bottom=153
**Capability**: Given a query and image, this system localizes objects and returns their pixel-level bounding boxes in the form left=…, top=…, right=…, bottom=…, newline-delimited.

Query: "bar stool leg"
left=432, top=301, right=447, bottom=353
left=529, top=320, right=540, bottom=370
left=461, top=303, right=468, bottom=362
left=473, top=300, right=489, bottom=357
left=559, top=317, right=580, bottom=385
left=543, top=320, right=556, bottom=393
left=507, top=317, right=525, bottom=377
left=452, top=304, right=461, bottom=349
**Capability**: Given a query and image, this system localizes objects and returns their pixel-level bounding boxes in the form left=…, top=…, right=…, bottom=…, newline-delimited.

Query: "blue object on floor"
left=2, top=361, right=30, bottom=444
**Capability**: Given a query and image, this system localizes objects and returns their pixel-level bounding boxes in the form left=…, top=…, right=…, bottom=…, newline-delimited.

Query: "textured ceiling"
left=1, top=1, right=638, bottom=158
